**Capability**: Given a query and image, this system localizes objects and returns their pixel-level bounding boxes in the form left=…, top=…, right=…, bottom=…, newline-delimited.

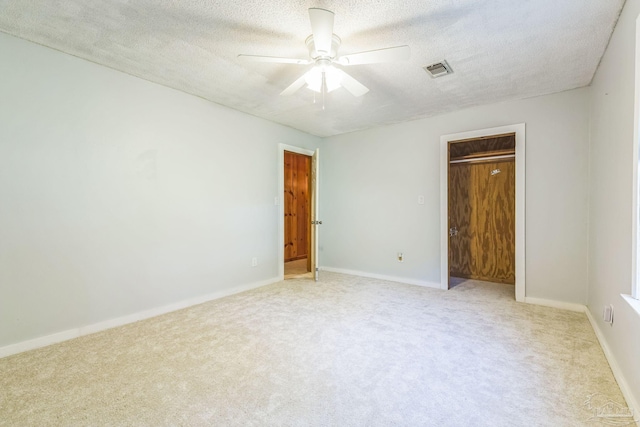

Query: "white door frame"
left=278, top=144, right=317, bottom=280
left=440, top=124, right=526, bottom=301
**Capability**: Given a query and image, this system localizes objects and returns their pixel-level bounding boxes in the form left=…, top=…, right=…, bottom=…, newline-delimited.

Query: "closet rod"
left=450, top=154, right=515, bottom=164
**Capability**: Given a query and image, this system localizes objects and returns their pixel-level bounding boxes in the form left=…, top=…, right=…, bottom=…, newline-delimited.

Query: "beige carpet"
left=0, top=273, right=629, bottom=426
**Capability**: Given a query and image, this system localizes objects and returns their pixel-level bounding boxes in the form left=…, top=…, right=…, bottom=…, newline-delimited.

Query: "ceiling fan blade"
left=280, top=73, right=308, bottom=96
left=308, top=8, right=334, bottom=55
left=337, top=69, right=369, bottom=97
left=338, top=45, right=410, bottom=66
left=238, top=54, right=310, bottom=65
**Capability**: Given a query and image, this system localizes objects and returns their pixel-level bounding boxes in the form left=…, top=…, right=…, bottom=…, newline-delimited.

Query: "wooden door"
left=449, top=163, right=475, bottom=278
left=310, top=149, right=319, bottom=281
left=284, top=151, right=311, bottom=262
left=449, top=159, right=515, bottom=284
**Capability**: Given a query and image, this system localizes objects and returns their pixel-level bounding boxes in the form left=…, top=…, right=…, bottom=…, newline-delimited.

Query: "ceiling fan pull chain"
left=322, top=70, right=327, bottom=110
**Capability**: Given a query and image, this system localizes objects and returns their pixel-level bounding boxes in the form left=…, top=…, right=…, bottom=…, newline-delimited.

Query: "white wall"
left=320, top=88, right=591, bottom=303
left=588, top=0, right=640, bottom=410
left=0, top=33, right=320, bottom=347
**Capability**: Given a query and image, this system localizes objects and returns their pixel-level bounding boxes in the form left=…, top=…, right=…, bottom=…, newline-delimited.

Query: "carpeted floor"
left=0, top=273, right=629, bottom=426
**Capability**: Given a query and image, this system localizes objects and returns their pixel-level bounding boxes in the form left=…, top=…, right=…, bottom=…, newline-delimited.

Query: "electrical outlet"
left=251, top=257, right=258, bottom=267
left=398, top=252, right=403, bottom=262
left=418, top=195, right=425, bottom=205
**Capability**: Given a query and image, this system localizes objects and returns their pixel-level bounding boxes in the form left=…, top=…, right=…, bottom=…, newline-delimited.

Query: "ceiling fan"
left=238, top=8, right=410, bottom=103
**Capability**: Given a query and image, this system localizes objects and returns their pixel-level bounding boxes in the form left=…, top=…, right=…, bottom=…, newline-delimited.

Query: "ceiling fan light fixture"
left=240, top=7, right=408, bottom=100
left=304, top=65, right=342, bottom=93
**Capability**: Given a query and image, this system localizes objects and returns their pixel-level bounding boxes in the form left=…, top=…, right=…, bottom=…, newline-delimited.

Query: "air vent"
left=424, top=60, right=453, bottom=78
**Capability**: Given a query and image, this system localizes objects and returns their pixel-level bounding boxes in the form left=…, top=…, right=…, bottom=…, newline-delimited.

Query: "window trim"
left=631, top=15, right=640, bottom=300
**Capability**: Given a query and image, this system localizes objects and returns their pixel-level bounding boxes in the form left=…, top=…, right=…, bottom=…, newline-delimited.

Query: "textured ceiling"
left=0, top=0, right=626, bottom=137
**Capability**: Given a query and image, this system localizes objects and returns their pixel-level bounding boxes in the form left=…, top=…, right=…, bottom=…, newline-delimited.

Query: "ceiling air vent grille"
left=424, top=60, right=453, bottom=78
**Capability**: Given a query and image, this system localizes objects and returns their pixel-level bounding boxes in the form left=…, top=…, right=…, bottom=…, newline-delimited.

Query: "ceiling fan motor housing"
left=306, top=34, right=341, bottom=61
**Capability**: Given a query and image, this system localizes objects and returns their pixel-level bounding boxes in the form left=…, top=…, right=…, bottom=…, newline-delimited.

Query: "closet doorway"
left=440, top=124, right=526, bottom=301
left=448, top=134, right=515, bottom=286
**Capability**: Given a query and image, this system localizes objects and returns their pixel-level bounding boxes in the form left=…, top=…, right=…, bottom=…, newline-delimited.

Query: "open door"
left=310, top=149, right=320, bottom=281
left=279, top=144, right=320, bottom=281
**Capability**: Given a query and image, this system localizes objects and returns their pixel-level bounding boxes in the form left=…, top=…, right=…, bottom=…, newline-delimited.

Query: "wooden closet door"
left=473, top=160, right=515, bottom=284
left=449, top=163, right=475, bottom=278
left=449, top=159, right=515, bottom=284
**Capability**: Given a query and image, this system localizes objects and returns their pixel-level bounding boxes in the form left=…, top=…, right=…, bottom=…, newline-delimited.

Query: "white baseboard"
left=584, top=307, right=640, bottom=424
left=0, top=277, right=280, bottom=359
left=321, top=266, right=442, bottom=289
left=523, top=297, right=586, bottom=312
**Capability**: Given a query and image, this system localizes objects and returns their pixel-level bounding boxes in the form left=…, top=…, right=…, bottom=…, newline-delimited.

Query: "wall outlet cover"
left=603, top=304, right=614, bottom=324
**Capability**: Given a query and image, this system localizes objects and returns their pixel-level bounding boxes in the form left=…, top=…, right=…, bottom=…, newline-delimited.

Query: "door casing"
left=440, top=124, right=526, bottom=301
